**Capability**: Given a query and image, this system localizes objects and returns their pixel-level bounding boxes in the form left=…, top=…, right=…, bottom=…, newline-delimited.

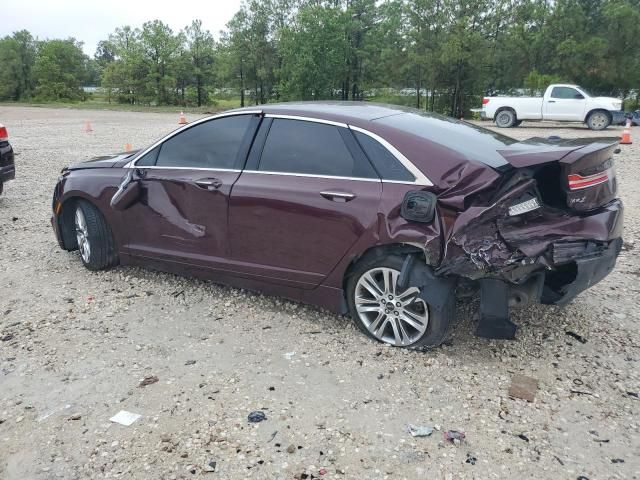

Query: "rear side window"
left=353, top=131, right=415, bottom=182
left=258, top=119, right=377, bottom=179
left=155, top=115, right=252, bottom=169
left=551, top=87, right=583, bottom=99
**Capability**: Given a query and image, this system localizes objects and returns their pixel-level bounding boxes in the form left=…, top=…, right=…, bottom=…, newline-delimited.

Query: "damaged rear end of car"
left=396, top=128, right=623, bottom=341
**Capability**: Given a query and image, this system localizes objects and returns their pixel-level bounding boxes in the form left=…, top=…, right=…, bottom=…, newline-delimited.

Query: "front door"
left=121, top=114, right=259, bottom=267
left=544, top=86, right=586, bottom=121
left=228, top=117, right=383, bottom=288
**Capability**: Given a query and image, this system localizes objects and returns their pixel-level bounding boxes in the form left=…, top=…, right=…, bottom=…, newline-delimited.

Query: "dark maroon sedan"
left=51, top=103, right=623, bottom=348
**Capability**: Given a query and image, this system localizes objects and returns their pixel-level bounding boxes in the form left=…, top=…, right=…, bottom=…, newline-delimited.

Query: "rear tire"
left=346, top=254, right=454, bottom=349
left=586, top=110, right=611, bottom=130
left=495, top=109, right=516, bottom=128
left=74, top=200, right=119, bottom=271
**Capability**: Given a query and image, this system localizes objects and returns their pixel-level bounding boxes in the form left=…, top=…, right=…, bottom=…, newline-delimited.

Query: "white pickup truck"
left=481, top=84, right=625, bottom=130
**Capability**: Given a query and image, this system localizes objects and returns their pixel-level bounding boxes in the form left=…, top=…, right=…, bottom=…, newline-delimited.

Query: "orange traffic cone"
left=178, top=112, right=187, bottom=125
left=84, top=121, right=93, bottom=133
left=124, top=143, right=132, bottom=152
left=620, top=119, right=632, bottom=145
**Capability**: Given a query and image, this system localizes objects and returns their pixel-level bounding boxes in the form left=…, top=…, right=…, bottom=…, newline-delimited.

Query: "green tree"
left=32, top=39, right=88, bottom=101
left=0, top=30, right=36, bottom=101
left=278, top=4, right=347, bottom=100
left=184, top=20, right=216, bottom=106
left=140, top=20, right=181, bottom=105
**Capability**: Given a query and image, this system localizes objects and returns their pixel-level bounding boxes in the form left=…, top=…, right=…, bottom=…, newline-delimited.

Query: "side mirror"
left=110, top=170, right=141, bottom=211
left=401, top=191, right=436, bottom=223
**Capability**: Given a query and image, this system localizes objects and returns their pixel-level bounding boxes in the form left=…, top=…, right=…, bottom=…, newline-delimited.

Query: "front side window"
left=136, top=145, right=160, bottom=166
left=551, top=87, right=583, bottom=100
left=154, top=115, right=252, bottom=169
left=258, top=119, right=377, bottom=179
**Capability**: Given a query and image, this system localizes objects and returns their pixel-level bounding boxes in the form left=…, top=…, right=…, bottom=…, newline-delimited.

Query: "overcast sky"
left=2, top=0, right=244, bottom=55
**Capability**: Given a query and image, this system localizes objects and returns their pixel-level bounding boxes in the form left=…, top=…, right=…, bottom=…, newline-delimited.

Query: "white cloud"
left=1, top=0, right=243, bottom=55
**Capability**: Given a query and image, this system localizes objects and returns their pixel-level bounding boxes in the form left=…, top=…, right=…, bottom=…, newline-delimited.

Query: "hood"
left=67, top=151, right=140, bottom=171
left=591, top=96, right=623, bottom=110
left=497, top=137, right=619, bottom=168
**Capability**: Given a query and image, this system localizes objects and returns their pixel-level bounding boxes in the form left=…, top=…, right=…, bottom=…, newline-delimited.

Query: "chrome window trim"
left=124, top=110, right=433, bottom=188
left=133, top=166, right=241, bottom=173
left=348, top=125, right=434, bottom=187
left=125, top=110, right=262, bottom=169
left=258, top=114, right=431, bottom=186
left=264, top=114, right=348, bottom=128
left=242, top=170, right=381, bottom=183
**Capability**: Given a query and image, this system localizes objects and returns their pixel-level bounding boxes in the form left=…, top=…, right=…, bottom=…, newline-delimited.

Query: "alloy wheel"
left=75, top=207, right=91, bottom=263
left=354, top=267, right=429, bottom=346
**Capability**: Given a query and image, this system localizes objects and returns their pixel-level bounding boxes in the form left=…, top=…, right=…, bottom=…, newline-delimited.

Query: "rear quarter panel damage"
left=366, top=136, right=623, bottom=287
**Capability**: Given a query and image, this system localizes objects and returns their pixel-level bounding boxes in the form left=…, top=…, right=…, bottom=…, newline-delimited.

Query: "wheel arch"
left=57, top=194, right=108, bottom=251
left=584, top=108, right=611, bottom=123
left=341, top=243, right=426, bottom=293
left=494, top=106, right=517, bottom=121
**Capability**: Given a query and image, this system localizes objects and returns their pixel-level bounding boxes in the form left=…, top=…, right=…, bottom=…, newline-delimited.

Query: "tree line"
left=1, top=0, right=639, bottom=116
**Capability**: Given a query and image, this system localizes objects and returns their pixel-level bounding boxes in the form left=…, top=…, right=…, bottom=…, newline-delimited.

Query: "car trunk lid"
left=498, top=137, right=619, bottom=212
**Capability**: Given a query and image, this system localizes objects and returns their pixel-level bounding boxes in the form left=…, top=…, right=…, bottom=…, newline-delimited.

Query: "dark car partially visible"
left=0, top=124, right=15, bottom=195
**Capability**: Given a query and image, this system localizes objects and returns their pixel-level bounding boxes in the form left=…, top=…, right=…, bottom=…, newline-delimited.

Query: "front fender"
left=53, top=169, right=128, bottom=249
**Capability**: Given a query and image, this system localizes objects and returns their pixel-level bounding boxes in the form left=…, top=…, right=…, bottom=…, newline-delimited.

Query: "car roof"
left=229, top=102, right=516, bottom=169
left=232, top=101, right=409, bottom=127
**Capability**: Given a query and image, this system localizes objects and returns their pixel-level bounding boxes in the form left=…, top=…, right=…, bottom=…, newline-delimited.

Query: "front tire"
left=586, top=110, right=611, bottom=130
left=346, top=255, right=454, bottom=349
left=74, top=200, right=119, bottom=271
left=495, top=109, right=516, bottom=128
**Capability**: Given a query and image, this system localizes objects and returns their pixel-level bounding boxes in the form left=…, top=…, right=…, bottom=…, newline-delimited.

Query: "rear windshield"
left=374, top=112, right=517, bottom=169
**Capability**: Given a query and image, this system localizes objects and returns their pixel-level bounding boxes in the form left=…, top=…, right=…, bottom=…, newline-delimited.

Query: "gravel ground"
left=0, top=106, right=638, bottom=480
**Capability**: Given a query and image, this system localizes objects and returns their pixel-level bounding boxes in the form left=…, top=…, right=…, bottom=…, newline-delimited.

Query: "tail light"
left=0, top=124, right=7, bottom=142
left=482, top=98, right=490, bottom=105
left=567, top=169, right=612, bottom=190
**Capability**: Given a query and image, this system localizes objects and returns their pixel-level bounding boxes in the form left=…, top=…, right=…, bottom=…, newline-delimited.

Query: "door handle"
left=320, top=191, right=356, bottom=202
left=195, top=178, right=222, bottom=190
left=548, top=100, right=556, bottom=103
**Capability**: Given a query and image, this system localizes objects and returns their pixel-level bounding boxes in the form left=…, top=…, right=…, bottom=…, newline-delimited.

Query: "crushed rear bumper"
left=542, top=237, right=622, bottom=306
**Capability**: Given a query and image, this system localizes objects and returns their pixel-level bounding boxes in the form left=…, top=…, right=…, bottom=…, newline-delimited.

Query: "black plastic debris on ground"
left=465, top=453, right=477, bottom=465
left=248, top=411, right=267, bottom=423
left=565, top=331, right=587, bottom=344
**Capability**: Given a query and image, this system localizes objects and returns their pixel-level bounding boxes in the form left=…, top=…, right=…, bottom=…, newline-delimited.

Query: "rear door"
left=121, top=113, right=259, bottom=267
left=544, top=86, right=586, bottom=121
left=227, top=117, right=383, bottom=288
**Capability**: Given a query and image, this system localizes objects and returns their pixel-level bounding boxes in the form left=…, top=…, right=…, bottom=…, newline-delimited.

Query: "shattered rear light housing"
left=567, top=169, right=612, bottom=190
left=482, top=98, right=490, bottom=105
left=0, top=124, right=8, bottom=142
